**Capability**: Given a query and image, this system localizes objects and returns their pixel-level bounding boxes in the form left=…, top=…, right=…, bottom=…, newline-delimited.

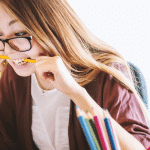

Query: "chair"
left=128, top=62, right=148, bottom=109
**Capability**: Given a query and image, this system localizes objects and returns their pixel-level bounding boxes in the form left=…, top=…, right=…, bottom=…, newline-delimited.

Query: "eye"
left=15, top=31, right=28, bottom=36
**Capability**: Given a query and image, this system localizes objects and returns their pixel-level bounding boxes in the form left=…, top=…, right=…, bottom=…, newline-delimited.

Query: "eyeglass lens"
left=0, top=38, right=31, bottom=51
left=0, top=42, right=4, bottom=51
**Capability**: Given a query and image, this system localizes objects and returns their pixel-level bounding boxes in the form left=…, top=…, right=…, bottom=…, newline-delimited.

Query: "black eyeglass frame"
left=0, top=36, right=32, bottom=52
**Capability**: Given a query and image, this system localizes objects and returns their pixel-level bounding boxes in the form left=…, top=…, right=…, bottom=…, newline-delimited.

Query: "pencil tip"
left=75, top=105, right=78, bottom=109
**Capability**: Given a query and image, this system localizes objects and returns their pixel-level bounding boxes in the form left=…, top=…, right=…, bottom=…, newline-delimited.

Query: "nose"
left=4, top=42, right=17, bottom=55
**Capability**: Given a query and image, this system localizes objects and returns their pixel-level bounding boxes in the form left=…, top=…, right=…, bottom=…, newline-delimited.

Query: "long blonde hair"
left=1, top=0, right=149, bottom=121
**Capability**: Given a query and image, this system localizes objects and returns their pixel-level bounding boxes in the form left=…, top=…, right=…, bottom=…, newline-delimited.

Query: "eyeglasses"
left=0, top=36, right=32, bottom=52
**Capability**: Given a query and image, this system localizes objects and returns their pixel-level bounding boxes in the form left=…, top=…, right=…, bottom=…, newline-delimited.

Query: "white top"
left=31, top=73, right=70, bottom=150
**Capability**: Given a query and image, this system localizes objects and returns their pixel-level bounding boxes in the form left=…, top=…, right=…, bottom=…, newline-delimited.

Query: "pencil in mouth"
left=0, top=55, right=36, bottom=63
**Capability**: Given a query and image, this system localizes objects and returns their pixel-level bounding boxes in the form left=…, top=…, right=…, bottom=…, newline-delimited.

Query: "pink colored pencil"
left=94, top=115, right=110, bottom=150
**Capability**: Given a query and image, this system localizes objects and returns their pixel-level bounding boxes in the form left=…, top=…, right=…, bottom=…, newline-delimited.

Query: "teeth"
left=12, top=58, right=28, bottom=66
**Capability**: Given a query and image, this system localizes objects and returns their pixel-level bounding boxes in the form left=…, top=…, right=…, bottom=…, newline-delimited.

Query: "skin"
left=0, top=6, right=42, bottom=77
left=0, top=5, right=80, bottom=94
left=0, top=4, right=146, bottom=149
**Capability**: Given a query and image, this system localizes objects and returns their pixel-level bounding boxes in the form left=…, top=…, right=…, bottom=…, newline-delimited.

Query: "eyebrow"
left=0, top=19, right=18, bottom=36
left=9, top=19, right=18, bottom=26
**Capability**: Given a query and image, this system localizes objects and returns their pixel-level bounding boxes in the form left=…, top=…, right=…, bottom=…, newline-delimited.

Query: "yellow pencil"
left=0, top=55, right=9, bottom=59
left=0, top=55, right=36, bottom=63
left=24, top=59, right=36, bottom=63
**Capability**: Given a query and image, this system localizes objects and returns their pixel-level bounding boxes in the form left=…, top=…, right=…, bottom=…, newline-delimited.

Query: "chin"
left=14, top=69, right=35, bottom=77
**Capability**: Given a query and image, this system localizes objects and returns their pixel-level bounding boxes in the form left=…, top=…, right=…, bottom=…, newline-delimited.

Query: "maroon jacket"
left=0, top=64, right=150, bottom=149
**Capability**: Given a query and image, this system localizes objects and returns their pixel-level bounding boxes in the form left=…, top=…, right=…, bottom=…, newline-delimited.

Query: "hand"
left=35, top=56, right=82, bottom=96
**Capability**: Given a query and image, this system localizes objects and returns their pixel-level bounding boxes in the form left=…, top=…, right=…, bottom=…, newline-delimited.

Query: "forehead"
left=0, top=4, right=25, bottom=35
left=0, top=4, right=15, bottom=23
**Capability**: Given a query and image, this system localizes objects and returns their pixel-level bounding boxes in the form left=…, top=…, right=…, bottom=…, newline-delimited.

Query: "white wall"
left=67, top=0, right=150, bottom=109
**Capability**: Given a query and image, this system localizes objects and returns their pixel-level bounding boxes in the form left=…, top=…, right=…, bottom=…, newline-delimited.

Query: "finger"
left=36, top=63, right=55, bottom=80
left=44, top=72, right=55, bottom=81
left=36, top=56, right=49, bottom=61
left=36, top=69, right=55, bottom=81
left=36, top=56, right=50, bottom=64
left=36, top=56, right=55, bottom=66
left=36, top=60, right=55, bottom=71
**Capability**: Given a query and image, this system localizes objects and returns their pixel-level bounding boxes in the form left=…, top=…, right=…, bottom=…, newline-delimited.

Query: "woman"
left=0, top=0, right=149, bottom=149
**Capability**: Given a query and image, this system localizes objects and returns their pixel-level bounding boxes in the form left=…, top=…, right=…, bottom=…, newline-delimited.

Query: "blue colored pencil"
left=103, top=110, right=117, bottom=150
left=75, top=106, right=97, bottom=150
left=105, top=110, right=121, bottom=150
left=82, top=111, right=102, bottom=150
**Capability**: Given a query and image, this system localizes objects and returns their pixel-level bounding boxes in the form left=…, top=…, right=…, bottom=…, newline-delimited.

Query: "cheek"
left=28, top=41, right=45, bottom=58
left=0, top=51, right=5, bottom=55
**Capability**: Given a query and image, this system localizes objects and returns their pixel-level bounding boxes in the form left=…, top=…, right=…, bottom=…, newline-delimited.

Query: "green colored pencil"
left=82, top=111, right=102, bottom=150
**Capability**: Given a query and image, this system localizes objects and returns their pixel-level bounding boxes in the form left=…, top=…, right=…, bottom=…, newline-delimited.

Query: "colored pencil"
left=24, top=59, right=36, bottom=63
left=75, top=106, right=97, bottom=150
left=103, top=110, right=117, bottom=150
left=93, top=114, right=110, bottom=150
left=86, top=112, right=101, bottom=145
left=105, top=110, right=121, bottom=150
left=0, top=55, right=36, bottom=63
left=0, top=55, right=9, bottom=60
left=82, top=111, right=102, bottom=150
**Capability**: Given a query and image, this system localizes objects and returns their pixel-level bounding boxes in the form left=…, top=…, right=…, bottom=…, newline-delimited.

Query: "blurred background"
left=67, top=0, right=150, bottom=113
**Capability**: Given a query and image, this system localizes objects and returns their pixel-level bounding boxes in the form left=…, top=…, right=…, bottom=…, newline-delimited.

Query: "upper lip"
left=10, top=57, right=29, bottom=60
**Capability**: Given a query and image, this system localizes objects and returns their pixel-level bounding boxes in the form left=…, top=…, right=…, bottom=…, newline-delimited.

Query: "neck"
left=35, top=72, right=55, bottom=91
